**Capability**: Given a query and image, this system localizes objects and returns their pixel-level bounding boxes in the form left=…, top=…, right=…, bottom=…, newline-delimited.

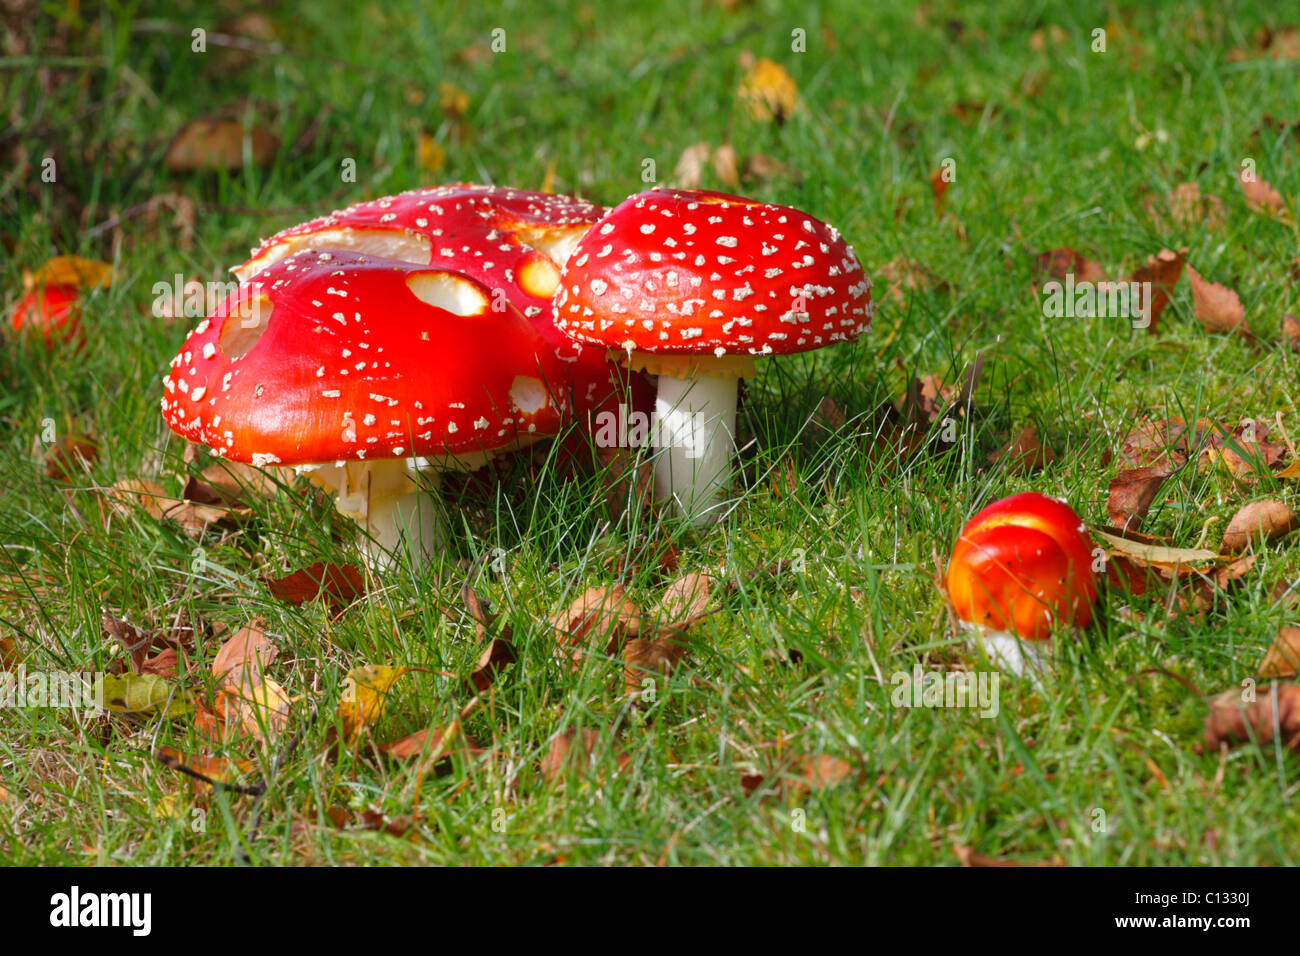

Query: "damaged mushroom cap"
left=233, top=184, right=639, bottom=419
left=553, top=187, right=873, bottom=369
left=162, top=248, right=568, bottom=466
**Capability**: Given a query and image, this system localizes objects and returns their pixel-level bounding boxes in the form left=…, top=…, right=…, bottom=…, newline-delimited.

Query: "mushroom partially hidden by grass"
left=160, top=249, right=567, bottom=567
left=945, top=492, right=1100, bottom=675
left=553, top=188, right=872, bottom=523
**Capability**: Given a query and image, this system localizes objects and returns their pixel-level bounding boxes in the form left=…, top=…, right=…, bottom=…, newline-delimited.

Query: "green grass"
left=2, top=0, right=1299, bottom=865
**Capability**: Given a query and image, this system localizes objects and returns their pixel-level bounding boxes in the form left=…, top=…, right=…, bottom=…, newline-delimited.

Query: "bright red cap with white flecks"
left=553, top=188, right=873, bottom=358
left=232, top=184, right=633, bottom=415
left=236, top=184, right=606, bottom=294
left=161, top=249, right=568, bottom=466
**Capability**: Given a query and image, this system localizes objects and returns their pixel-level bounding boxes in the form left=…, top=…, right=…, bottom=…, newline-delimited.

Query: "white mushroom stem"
left=971, top=629, right=1053, bottom=682
left=302, top=458, right=446, bottom=569
left=626, top=352, right=755, bottom=526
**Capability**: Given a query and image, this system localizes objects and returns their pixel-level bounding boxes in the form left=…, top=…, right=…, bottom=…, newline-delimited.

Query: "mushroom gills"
left=305, top=458, right=446, bottom=568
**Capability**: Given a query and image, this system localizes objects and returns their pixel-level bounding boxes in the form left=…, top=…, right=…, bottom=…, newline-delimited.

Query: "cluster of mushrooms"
left=160, top=184, right=874, bottom=567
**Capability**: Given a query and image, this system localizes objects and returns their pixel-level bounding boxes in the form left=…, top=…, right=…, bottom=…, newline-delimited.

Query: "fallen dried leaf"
left=540, top=728, right=631, bottom=783
left=551, top=585, right=641, bottom=666
left=1107, top=464, right=1174, bottom=531
left=1130, top=248, right=1186, bottom=334
left=1202, top=684, right=1300, bottom=753
left=469, top=637, right=517, bottom=692
left=737, top=56, right=798, bottom=123
left=1260, top=626, right=1300, bottom=679
left=661, top=571, right=714, bottom=623
left=1186, top=264, right=1251, bottom=338
left=165, top=118, right=278, bottom=172
left=1238, top=168, right=1285, bottom=214
left=267, top=562, right=366, bottom=610
left=1220, top=499, right=1298, bottom=552
left=990, top=425, right=1054, bottom=473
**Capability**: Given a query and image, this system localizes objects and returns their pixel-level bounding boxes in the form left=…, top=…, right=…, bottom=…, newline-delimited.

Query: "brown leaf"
left=623, top=627, right=688, bottom=698
left=267, top=562, right=366, bottom=610
left=43, top=432, right=97, bottom=482
left=154, top=746, right=259, bottom=791
left=1220, top=499, right=1298, bottom=552
left=953, top=844, right=1061, bottom=867
left=711, top=143, right=740, bottom=189
left=211, top=622, right=277, bottom=687
left=103, top=613, right=153, bottom=674
left=876, top=257, right=948, bottom=303
left=379, top=724, right=483, bottom=761
left=1202, top=684, right=1300, bottom=753
left=792, top=754, right=855, bottom=792
left=183, top=452, right=285, bottom=506
left=929, top=168, right=950, bottom=214
left=1129, top=248, right=1186, bottom=334
left=989, top=425, right=1054, bottom=473
left=1145, top=183, right=1224, bottom=232
left=165, top=118, right=278, bottom=172
left=461, top=586, right=508, bottom=644
left=1186, top=264, right=1251, bottom=338
left=671, top=142, right=711, bottom=189
left=103, top=478, right=169, bottom=521
left=1260, top=627, right=1300, bottom=679
left=1107, top=464, right=1174, bottom=531
left=1238, top=168, right=1285, bottom=214
left=1031, top=247, right=1106, bottom=289
left=1283, top=314, right=1300, bottom=351
left=741, top=153, right=796, bottom=184
left=551, top=585, right=641, bottom=665
left=469, top=637, right=517, bottom=692
left=540, top=728, right=630, bottom=783
left=660, top=571, right=714, bottom=623
left=141, top=648, right=179, bottom=678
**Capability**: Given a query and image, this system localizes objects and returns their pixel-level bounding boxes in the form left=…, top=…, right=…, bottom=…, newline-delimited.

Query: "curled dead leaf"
left=1260, top=626, right=1300, bottom=679
left=1220, top=499, right=1298, bottom=553
left=165, top=117, right=278, bottom=172
left=1129, top=248, right=1186, bottom=334
left=990, top=425, right=1054, bottom=474
left=1202, top=684, right=1300, bottom=753
left=551, top=585, right=641, bottom=667
left=1107, top=463, right=1173, bottom=531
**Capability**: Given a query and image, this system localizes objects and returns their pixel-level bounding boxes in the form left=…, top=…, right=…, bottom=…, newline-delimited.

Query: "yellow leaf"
left=24, top=256, right=113, bottom=292
left=738, top=57, right=798, bottom=123
left=101, top=673, right=191, bottom=716
left=417, top=133, right=445, bottom=174
left=437, top=81, right=470, bottom=117
left=338, top=665, right=411, bottom=737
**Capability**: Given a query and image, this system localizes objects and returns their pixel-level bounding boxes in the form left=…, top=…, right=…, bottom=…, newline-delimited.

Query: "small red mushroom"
left=10, top=283, right=81, bottom=347
left=554, top=187, right=872, bottom=522
left=946, top=492, right=1099, bottom=668
left=161, top=249, right=568, bottom=566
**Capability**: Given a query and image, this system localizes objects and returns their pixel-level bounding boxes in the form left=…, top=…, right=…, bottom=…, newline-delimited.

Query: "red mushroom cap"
left=233, top=184, right=635, bottom=417
left=10, top=283, right=81, bottom=346
left=946, top=492, right=1099, bottom=640
left=161, top=249, right=567, bottom=466
left=553, top=188, right=872, bottom=358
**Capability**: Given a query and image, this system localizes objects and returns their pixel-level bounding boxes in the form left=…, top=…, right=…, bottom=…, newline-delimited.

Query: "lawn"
left=2, top=0, right=1300, bottom=866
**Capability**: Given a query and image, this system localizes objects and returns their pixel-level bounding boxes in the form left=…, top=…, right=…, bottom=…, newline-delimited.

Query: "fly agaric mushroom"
left=231, top=184, right=650, bottom=428
left=553, top=188, right=872, bottom=523
left=161, top=249, right=567, bottom=566
left=10, top=283, right=81, bottom=347
left=945, top=492, right=1099, bottom=674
